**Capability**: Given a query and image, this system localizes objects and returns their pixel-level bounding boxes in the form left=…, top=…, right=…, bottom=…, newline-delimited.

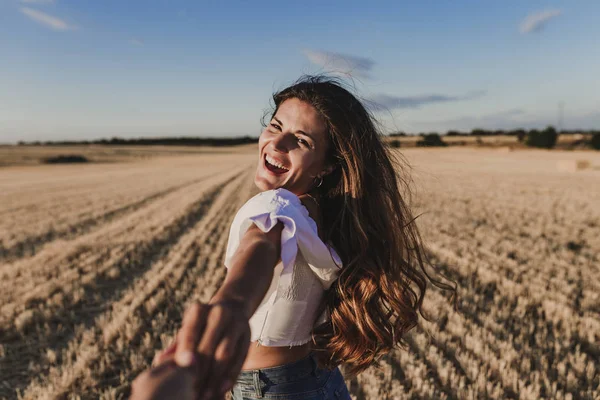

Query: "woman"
left=131, top=75, right=457, bottom=400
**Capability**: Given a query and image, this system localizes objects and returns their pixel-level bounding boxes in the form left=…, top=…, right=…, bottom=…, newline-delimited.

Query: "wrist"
left=208, top=297, right=251, bottom=320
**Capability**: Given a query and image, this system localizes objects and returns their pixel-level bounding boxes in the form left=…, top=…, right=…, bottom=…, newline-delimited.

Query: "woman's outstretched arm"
left=131, top=222, right=283, bottom=400
left=209, top=220, right=283, bottom=317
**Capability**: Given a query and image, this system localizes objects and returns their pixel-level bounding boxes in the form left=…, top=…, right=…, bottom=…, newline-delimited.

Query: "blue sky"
left=1, top=0, right=599, bottom=143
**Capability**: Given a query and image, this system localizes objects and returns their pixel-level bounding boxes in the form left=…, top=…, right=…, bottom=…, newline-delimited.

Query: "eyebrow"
left=272, top=116, right=315, bottom=142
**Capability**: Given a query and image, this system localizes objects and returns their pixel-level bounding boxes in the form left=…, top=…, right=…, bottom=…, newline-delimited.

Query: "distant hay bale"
left=556, top=159, right=590, bottom=172
left=43, top=154, right=90, bottom=164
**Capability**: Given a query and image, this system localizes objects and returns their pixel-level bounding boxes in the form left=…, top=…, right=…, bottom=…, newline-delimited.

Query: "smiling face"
left=255, top=98, right=333, bottom=196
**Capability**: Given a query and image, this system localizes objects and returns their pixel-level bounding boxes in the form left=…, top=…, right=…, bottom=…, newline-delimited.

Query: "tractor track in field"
left=0, top=167, right=246, bottom=314
left=17, top=171, right=256, bottom=399
left=0, top=172, right=222, bottom=263
left=0, top=172, right=247, bottom=398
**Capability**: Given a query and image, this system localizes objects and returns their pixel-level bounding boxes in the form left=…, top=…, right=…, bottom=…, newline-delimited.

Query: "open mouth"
left=264, top=154, right=289, bottom=175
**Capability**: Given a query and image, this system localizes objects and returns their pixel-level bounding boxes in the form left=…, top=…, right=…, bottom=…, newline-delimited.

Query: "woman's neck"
left=299, top=192, right=324, bottom=239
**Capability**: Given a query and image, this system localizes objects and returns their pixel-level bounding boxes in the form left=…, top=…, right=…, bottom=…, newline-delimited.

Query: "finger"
left=218, top=328, right=251, bottom=396
left=160, top=339, right=178, bottom=360
left=153, top=348, right=176, bottom=367
left=152, top=352, right=161, bottom=368
left=175, top=302, right=210, bottom=368
left=152, top=340, right=176, bottom=367
left=203, top=329, right=241, bottom=397
left=194, top=304, right=229, bottom=389
left=164, top=338, right=178, bottom=354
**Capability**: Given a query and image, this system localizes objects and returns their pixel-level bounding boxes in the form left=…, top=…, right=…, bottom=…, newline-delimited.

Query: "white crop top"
left=224, top=188, right=343, bottom=347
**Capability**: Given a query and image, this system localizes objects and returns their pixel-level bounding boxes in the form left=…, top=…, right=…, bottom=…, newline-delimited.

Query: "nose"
left=271, top=131, right=292, bottom=153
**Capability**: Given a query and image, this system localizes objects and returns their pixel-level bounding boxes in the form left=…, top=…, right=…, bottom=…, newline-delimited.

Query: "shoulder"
left=243, top=188, right=305, bottom=215
left=230, top=189, right=305, bottom=230
left=234, top=188, right=318, bottom=234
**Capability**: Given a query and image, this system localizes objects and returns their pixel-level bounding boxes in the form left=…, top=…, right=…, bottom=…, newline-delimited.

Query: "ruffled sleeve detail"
left=224, top=188, right=343, bottom=290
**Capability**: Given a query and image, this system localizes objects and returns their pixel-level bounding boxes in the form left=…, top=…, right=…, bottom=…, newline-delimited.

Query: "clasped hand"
left=131, top=300, right=251, bottom=400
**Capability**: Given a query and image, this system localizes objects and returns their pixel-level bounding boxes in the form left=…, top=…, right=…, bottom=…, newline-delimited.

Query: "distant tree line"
left=389, top=128, right=600, bottom=138
left=17, top=136, right=259, bottom=147
left=417, top=133, right=448, bottom=147
left=43, top=155, right=89, bottom=164
left=389, top=127, right=600, bottom=150
left=592, top=132, right=600, bottom=150
left=15, top=130, right=600, bottom=150
left=524, top=126, right=558, bottom=149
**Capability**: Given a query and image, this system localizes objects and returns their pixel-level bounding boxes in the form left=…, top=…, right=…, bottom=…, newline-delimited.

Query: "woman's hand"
left=171, top=300, right=251, bottom=399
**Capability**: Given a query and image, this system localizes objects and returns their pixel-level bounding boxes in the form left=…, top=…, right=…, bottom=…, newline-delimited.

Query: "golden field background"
left=0, top=145, right=599, bottom=399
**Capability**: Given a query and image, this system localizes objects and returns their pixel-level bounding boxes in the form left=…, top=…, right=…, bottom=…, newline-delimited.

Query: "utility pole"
left=558, top=101, right=564, bottom=133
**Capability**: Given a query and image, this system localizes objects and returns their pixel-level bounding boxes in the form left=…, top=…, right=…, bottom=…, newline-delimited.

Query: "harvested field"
left=0, top=147, right=598, bottom=400
left=0, top=144, right=256, bottom=168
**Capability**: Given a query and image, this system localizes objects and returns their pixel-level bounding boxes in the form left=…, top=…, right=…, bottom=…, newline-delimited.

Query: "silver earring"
left=315, top=176, right=323, bottom=188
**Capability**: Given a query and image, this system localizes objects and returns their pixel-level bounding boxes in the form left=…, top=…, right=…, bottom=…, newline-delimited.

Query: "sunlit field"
left=1, top=146, right=598, bottom=400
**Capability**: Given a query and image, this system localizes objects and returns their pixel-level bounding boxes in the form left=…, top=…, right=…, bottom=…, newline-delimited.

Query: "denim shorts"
left=230, top=352, right=351, bottom=400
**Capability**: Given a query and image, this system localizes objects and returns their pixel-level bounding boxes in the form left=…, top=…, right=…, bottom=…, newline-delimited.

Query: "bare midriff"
left=241, top=341, right=312, bottom=370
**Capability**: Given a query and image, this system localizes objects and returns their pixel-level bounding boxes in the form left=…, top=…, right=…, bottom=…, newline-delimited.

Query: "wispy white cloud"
left=128, top=38, right=144, bottom=46
left=20, top=0, right=55, bottom=4
left=303, top=49, right=375, bottom=78
left=367, top=90, right=487, bottom=111
left=519, top=9, right=562, bottom=34
left=20, top=7, right=75, bottom=31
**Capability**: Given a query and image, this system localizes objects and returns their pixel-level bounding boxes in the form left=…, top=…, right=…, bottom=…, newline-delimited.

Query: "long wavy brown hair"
left=264, top=74, right=458, bottom=377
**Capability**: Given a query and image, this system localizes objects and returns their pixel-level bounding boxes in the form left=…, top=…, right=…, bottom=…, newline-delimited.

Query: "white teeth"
left=266, top=155, right=289, bottom=170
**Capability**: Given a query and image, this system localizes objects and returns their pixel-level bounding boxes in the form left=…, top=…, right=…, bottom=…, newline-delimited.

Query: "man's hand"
left=168, top=300, right=251, bottom=398
left=130, top=361, right=197, bottom=400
